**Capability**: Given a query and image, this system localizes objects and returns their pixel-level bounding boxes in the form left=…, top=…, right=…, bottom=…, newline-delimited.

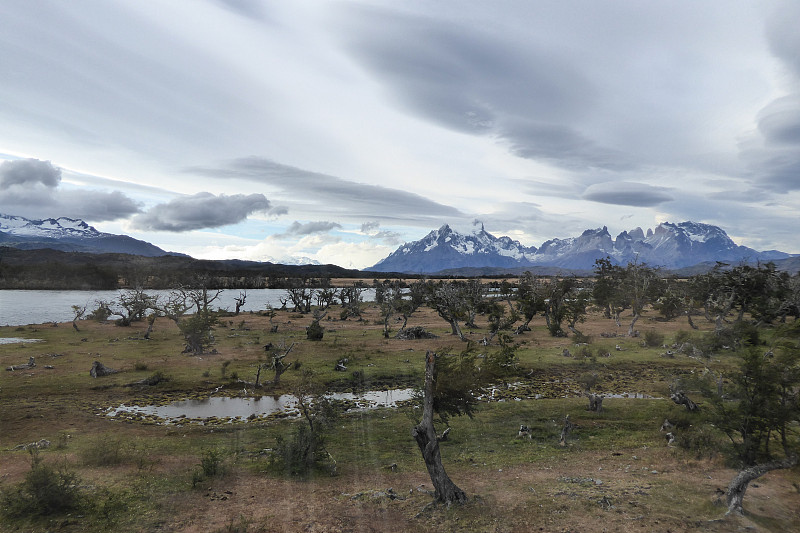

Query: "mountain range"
left=367, top=222, right=794, bottom=274
left=0, top=214, right=177, bottom=257
left=2, top=213, right=795, bottom=275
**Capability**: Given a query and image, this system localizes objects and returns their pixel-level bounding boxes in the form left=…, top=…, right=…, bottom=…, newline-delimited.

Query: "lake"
left=0, top=289, right=374, bottom=327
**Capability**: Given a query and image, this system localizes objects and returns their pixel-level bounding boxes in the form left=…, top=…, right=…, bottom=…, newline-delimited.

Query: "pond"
left=107, top=388, right=417, bottom=424
left=0, top=337, right=43, bottom=344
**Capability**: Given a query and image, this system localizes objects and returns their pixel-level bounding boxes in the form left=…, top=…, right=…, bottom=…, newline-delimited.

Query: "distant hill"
left=0, top=213, right=179, bottom=257
left=367, top=221, right=796, bottom=274
left=0, top=247, right=369, bottom=290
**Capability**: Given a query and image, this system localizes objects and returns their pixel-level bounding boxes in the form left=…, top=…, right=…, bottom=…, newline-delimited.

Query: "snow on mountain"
left=0, top=213, right=174, bottom=257
left=366, top=221, right=792, bottom=273
left=367, top=223, right=538, bottom=274
left=1, top=214, right=101, bottom=239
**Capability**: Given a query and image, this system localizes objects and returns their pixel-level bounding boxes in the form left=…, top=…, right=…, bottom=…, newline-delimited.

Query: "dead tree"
left=411, top=351, right=468, bottom=506
left=264, top=342, right=295, bottom=386
left=587, top=393, right=604, bottom=412
left=6, top=356, right=35, bottom=371
left=233, top=290, right=247, bottom=315
left=559, top=415, right=575, bottom=446
left=71, top=305, right=86, bottom=332
left=90, top=361, right=118, bottom=377
left=670, top=390, right=699, bottom=411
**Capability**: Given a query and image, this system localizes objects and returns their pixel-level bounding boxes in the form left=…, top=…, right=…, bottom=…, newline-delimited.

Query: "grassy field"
left=1, top=300, right=798, bottom=532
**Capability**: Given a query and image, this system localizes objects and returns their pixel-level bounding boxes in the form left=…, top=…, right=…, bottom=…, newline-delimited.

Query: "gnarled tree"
left=700, top=336, right=799, bottom=515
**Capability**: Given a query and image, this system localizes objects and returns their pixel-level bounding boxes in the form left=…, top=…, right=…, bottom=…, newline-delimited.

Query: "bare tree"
left=339, top=283, right=365, bottom=319
left=256, top=341, right=295, bottom=386
left=233, top=290, right=247, bottom=315
left=98, top=287, right=156, bottom=327
left=71, top=305, right=86, bottom=332
left=286, top=285, right=312, bottom=313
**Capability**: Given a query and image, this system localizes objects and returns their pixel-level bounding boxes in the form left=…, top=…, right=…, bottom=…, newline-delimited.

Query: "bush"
left=675, top=425, right=723, bottom=460
left=1, top=451, right=83, bottom=518
left=80, top=437, right=128, bottom=466
left=87, top=304, right=112, bottom=322
left=572, top=332, right=592, bottom=344
left=306, top=321, right=324, bottom=341
left=274, top=424, right=327, bottom=476
left=674, top=330, right=692, bottom=346
left=200, top=449, right=225, bottom=478
left=643, top=330, right=665, bottom=347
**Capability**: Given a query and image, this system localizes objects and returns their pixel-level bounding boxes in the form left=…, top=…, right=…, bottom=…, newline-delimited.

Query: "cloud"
left=0, top=158, right=142, bottom=221
left=333, top=4, right=640, bottom=172
left=361, top=221, right=380, bottom=234
left=359, top=220, right=402, bottom=245
left=274, top=220, right=342, bottom=238
left=311, top=239, right=395, bottom=270
left=582, top=182, right=674, bottom=207
left=187, top=157, right=464, bottom=223
left=130, top=192, right=270, bottom=232
left=0, top=159, right=61, bottom=189
left=211, top=0, right=268, bottom=20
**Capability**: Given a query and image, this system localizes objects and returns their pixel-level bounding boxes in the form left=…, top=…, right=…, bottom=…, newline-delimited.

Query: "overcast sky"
left=1, top=1, right=798, bottom=268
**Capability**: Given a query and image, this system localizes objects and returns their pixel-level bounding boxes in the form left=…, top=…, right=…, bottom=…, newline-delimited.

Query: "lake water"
left=0, top=289, right=375, bottom=327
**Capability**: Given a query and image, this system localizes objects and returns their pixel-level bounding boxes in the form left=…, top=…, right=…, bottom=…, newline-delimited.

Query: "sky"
left=1, top=0, right=799, bottom=269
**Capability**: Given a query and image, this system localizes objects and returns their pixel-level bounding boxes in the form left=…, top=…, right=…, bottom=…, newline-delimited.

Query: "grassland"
left=1, top=300, right=798, bottom=532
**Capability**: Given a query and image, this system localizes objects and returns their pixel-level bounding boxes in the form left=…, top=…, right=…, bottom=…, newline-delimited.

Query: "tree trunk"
left=685, top=310, right=698, bottom=330
left=726, top=456, right=797, bottom=515
left=411, top=351, right=467, bottom=506
left=448, top=320, right=466, bottom=341
left=628, top=311, right=640, bottom=336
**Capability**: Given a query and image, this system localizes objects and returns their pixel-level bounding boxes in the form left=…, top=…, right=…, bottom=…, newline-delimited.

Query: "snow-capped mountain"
left=0, top=213, right=175, bottom=257
left=366, top=221, right=792, bottom=273
left=367, top=223, right=538, bottom=273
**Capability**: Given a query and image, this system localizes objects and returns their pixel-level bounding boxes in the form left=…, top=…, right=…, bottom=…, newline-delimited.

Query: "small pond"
left=107, top=388, right=417, bottom=424
left=0, top=338, right=43, bottom=344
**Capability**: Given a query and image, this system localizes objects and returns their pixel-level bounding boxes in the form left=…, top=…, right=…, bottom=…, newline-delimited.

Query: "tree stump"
left=670, top=391, right=699, bottom=411
left=587, top=393, right=604, bottom=412
left=90, top=361, right=118, bottom=378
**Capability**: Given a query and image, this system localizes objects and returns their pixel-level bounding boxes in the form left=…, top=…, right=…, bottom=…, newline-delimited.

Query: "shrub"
left=675, top=425, right=723, bottom=460
left=134, top=361, right=148, bottom=371
left=577, top=371, right=600, bottom=392
left=80, top=437, right=127, bottom=466
left=643, top=330, right=665, bottom=347
left=87, top=304, right=112, bottom=322
left=306, top=321, right=324, bottom=341
left=274, top=424, right=327, bottom=476
left=572, top=332, right=592, bottom=344
left=674, top=330, right=692, bottom=346
left=200, top=449, right=224, bottom=478
left=1, top=450, right=83, bottom=518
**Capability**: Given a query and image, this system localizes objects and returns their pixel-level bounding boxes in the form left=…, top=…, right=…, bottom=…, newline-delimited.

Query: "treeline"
left=0, top=247, right=373, bottom=290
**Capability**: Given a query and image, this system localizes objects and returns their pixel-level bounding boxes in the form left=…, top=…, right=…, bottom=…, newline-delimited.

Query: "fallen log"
left=6, top=356, right=35, bottom=371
